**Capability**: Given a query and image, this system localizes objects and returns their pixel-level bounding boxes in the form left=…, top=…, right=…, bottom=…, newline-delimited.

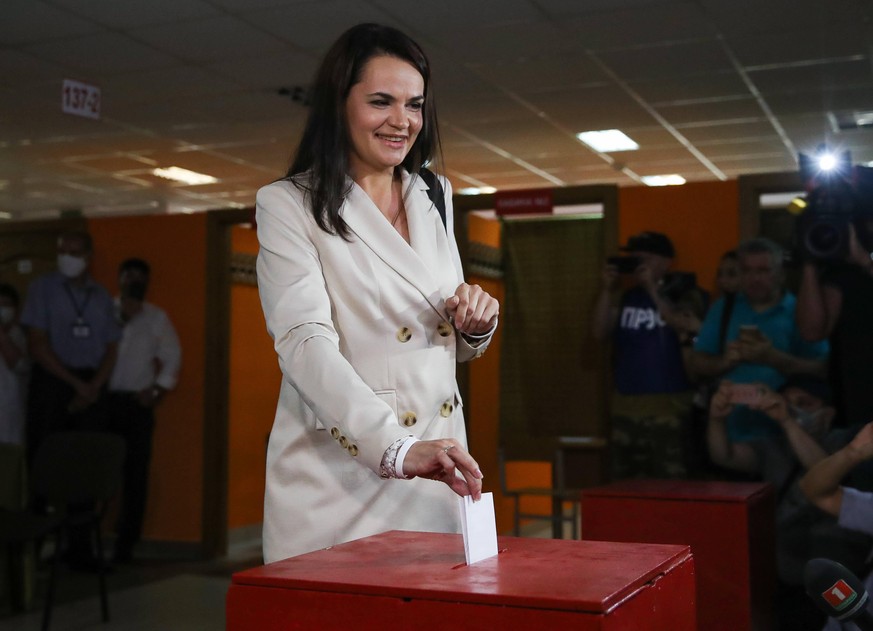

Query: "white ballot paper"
left=457, top=492, right=498, bottom=565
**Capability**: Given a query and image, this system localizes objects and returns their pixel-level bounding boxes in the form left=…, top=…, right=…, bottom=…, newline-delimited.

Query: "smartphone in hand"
left=738, top=325, right=760, bottom=342
left=729, top=384, right=762, bottom=406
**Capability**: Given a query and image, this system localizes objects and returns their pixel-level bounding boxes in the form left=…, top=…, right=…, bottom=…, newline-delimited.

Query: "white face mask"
left=58, top=253, right=87, bottom=278
left=0, top=307, right=13, bottom=325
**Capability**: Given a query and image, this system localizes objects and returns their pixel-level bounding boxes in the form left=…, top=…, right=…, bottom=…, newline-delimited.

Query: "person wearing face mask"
left=20, top=231, right=120, bottom=457
left=707, top=374, right=872, bottom=630
left=19, top=231, right=120, bottom=570
left=106, top=258, right=181, bottom=563
left=0, top=284, right=29, bottom=446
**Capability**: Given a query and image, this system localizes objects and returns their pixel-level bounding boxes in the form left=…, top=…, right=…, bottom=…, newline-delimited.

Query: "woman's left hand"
left=445, top=283, right=499, bottom=335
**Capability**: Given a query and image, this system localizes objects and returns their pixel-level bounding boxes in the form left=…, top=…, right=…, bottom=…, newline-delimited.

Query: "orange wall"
left=618, top=180, right=740, bottom=294
left=227, top=226, right=280, bottom=529
left=87, top=213, right=207, bottom=543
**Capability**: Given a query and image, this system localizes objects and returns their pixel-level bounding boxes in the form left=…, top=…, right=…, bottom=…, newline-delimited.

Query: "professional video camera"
left=794, top=146, right=873, bottom=261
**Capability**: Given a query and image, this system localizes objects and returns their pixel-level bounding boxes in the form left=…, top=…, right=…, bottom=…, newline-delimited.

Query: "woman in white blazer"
left=256, top=23, right=499, bottom=562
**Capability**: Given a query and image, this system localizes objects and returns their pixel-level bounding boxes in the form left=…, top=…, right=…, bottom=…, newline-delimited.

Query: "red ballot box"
left=582, top=480, right=775, bottom=631
left=227, top=530, right=696, bottom=630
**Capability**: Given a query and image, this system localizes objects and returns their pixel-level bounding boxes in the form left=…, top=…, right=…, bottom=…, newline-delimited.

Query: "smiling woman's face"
left=345, top=55, right=424, bottom=178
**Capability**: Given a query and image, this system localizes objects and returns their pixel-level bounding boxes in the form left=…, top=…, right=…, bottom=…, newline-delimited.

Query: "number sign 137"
left=62, top=79, right=101, bottom=120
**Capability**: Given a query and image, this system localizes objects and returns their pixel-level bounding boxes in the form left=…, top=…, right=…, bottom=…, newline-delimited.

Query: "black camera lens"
left=805, top=221, right=843, bottom=259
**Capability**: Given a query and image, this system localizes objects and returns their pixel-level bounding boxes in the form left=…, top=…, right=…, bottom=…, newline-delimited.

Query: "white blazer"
left=256, top=169, right=493, bottom=562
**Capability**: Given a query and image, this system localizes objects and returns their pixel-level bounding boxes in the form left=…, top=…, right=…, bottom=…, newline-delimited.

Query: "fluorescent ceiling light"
left=152, top=166, right=218, bottom=185
left=641, top=174, right=686, bottom=187
left=458, top=186, right=497, bottom=195
left=576, top=129, right=639, bottom=152
left=855, top=111, right=873, bottom=127
left=0, top=211, right=12, bottom=220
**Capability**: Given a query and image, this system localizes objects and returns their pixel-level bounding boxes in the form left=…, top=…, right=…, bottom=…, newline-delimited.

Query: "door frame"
left=202, top=207, right=252, bottom=558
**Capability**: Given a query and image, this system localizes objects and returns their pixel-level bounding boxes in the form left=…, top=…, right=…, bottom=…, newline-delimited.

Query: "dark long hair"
left=286, top=23, right=442, bottom=238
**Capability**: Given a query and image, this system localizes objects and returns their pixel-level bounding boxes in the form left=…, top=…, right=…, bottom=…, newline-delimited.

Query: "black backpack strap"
left=419, top=168, right=447, bottom=232
left=717, top=292, right=736, bottom=355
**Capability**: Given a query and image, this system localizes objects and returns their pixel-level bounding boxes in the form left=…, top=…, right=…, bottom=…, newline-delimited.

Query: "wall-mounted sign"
left=62, top=79, right=101, bottom=120
left=494, top=189, right=553, bottom=216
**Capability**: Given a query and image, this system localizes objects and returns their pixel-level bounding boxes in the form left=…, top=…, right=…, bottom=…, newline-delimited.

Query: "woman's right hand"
left=403, top=439, right=483, bottom=501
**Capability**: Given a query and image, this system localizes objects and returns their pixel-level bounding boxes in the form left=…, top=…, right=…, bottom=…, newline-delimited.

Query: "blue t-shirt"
left=695, top=292, right=829, bottom=441
left=613, top=286, right=689, bottom=395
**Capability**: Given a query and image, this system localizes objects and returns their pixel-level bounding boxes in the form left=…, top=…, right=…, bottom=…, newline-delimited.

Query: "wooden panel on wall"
left=227, top=226, right=280, bottom=530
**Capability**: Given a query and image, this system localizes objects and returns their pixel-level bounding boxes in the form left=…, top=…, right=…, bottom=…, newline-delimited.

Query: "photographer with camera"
left=797, top=212, right=873, bottom=430
left=593, top=231, right=701, bottom=480
left=691, top=237, right=829, bottom=443
left=792, top=151, right=873, bottom=434
left=708, top=375, right=870, bottom=631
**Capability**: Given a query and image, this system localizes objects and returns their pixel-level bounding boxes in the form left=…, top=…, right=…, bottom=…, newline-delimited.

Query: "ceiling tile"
left=540, top=0, right=680, bottom=17
left=25, top=32, right=180, bottom=76
left=767, top=85, right=873, bottom=118
left=469, top=55, right=609, bottom=94
left=727, top=22, right=869, bottom=67
left=699, top=0, right=871, bottom=36
left=0, top=0, right=101, bottom=45
left=630, top=71, right=750, bottom=105
left=206, top=0, right=314, bottom=9
left=594, top=39, right=734, bottom=81
left=675, top=120, right=778, bottom=144
left=50, top=0, right=221, bottom=29
left=0, top=51, right=69, bottom=89
left=558, top=3, right=717, bottom=50
left=242, top=1, right=397, bottom=52
left=749, top=59, right=872, bottom=96
left=131, top=15, right=288, bottom=63
left=374, top=0, right=540, bottom=33
left=436, top=21, right=569, bottom=63
left=207, top=51, right=319, bottom=90
left=438, top=89, right=534, bottom=125
left=524, top=85, right=657, bottom=131
left=714, top=155, right=799, bottom=172
left=101, top=66, right=243, bottom=105
left=656, top=97, right=765, bottom=125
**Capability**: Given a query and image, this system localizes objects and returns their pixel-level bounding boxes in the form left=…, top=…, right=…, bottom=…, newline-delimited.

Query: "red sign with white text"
left=494, top=189, right=553, bottom=216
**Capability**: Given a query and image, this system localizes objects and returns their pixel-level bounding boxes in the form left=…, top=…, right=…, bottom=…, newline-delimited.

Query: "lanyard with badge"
left=64, top=282, right=93, bottom=339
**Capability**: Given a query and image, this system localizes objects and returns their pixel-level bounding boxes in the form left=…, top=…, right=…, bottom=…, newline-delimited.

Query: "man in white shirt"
left=108, top=258, right=181, bottom=563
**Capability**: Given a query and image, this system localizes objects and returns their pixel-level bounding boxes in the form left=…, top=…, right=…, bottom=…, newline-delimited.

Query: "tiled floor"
left=0, top=540, right=263, bottom=631
left=0, top=518, right=568, bottom=631
left=2, top=574, right=231, bottom=631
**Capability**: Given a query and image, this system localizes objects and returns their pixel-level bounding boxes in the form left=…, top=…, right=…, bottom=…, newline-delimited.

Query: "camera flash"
left=818, top=154, right=838, bottom=171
